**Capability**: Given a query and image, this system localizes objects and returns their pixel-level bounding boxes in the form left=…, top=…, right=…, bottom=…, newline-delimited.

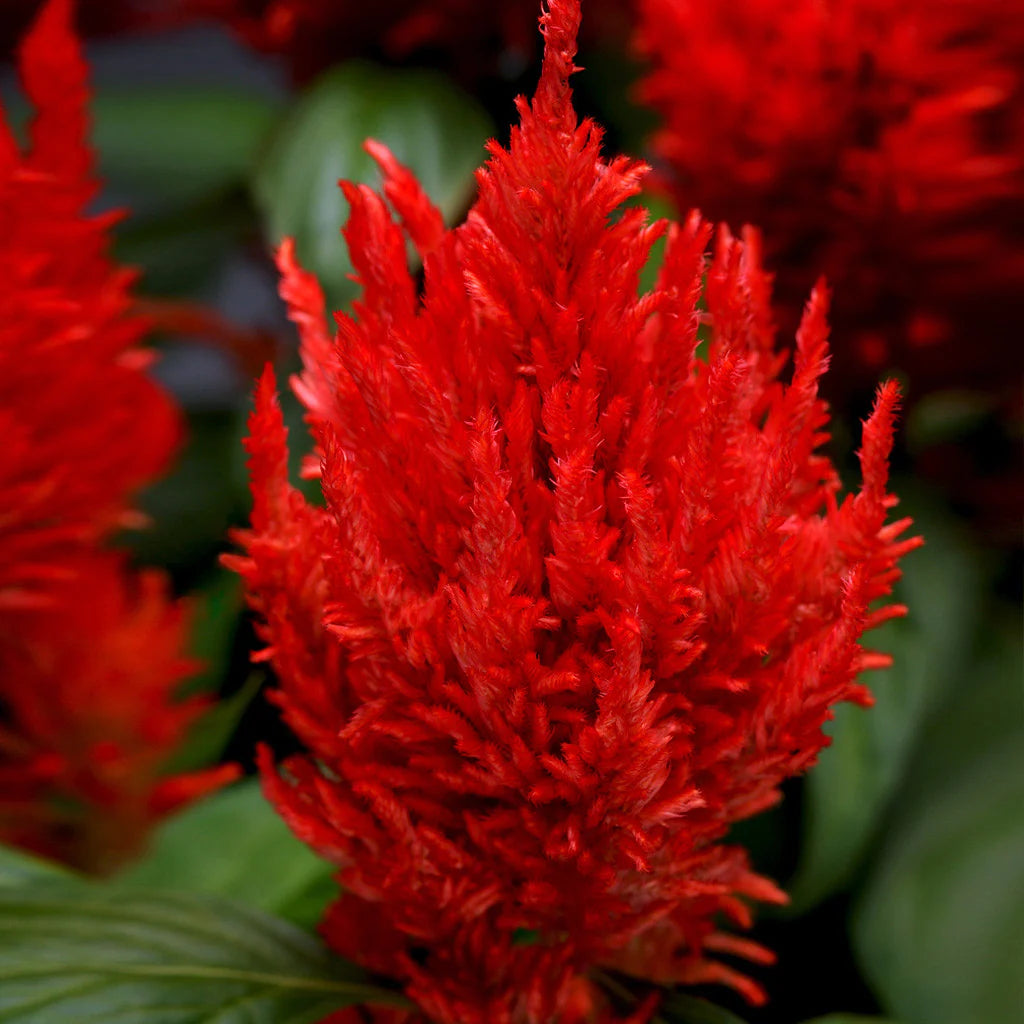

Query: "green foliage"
left=0, top=837, right=399, bottom=1024
left=164, top=674, right=261, bottom=776
left=852, top=618, right=1024, bottom=1024
left=253, top=61, right=492, bottom=311
left=95, top=88, right=281, bottom=296
left=91, top=88, right=283, bottom=215
left=787, top=493, right=985, bottom=908
left=0, top=847, right=74, bottom=890
left=118, top=781, right=336, bottom=930
left=0, top=881, right=407, bottom=1023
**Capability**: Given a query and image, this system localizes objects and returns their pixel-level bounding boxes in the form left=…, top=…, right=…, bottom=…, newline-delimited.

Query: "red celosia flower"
left=0, top=553, right=234, bottom=871
left=635, top=0, right=1024, bottom=398
left=0, top=0, right=235, bottom=871
left=231, top=0, right=918, bottom=1019
left=0, top=0, right=179, bottom=608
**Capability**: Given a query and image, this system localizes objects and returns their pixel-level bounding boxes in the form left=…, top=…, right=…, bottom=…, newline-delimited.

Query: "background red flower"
left=0, top=0, right=235, bottom=872
left=635, top=0, right=1024, bottom=400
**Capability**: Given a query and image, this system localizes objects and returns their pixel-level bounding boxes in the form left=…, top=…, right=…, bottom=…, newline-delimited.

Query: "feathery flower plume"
left=636, top=0, right=1024, bottom=396
left=0, top=0, right=235, bottom=871
left=232, top=0, right=919, bottom=1018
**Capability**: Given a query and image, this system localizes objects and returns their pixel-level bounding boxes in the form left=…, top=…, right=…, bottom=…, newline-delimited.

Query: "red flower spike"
left=0, top=0, right=178, bottom=606
left=0, top=554, right=239, bottom=871
left=0, top=0, right=236, bottom=871
left=233, top=0, right=919, bottom=1019
left=635, top=0, right=1024, bottom=400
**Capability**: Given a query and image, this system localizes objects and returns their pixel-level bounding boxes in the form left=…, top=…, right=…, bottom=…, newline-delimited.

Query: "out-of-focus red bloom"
left=191, top=0, right=624, bottom=81
left=231, top=0, right=918, bottom=1019
left=636, top=0, right=1024, bottom=398
left=0, top=554, right=235, bottom=871
left=0, top=0, right=179, bottom=607
left=0, top=0, right=236, bottom=871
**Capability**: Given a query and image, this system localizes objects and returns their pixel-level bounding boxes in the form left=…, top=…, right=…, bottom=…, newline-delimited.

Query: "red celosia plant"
left=0, top=0, right=235, bottom=872
left=635, top=0, right=1024, bottom=396
left=231, top=0, right=919, bottom=1019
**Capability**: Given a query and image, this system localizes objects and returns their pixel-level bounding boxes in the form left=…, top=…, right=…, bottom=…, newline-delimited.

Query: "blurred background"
left=2, top=2, right=1021, bottom=1022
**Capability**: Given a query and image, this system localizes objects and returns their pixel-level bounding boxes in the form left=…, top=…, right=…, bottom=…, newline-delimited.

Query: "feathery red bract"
left=232, top=1, right=918, bottom=1018
left=635, top=0, right=1024, bottom=397
left=0, top=0, right=235, bottom=871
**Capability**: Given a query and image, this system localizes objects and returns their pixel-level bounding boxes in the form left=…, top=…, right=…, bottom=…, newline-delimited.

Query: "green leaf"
left=786, top=493, right=985, bottom=909
left=119, top=781, right=335, bottom=930
left=852, top=615, right=1024, bottom=1024
left=0, top=846, right=74, bottom=890
left=91, top=88, right=282, bottom=215
left=655, top=992, right=748, bottom=1024
left=0, top=884, right=409, bottom=1023
left=252, top=62, right=492, bottom=311
left=853, top=737, right=1024, bottom=1024
left=892, top=615, right=1023, bottom=811
left=163, top=674, right=261, bottom=776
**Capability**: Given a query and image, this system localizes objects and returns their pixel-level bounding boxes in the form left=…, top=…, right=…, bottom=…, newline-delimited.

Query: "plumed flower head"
left=232, top=1, right=919, bottom=1019
left=0, top=0, right=236, bottom=871
left=636, top=0, right=1024, bottom=395
left=0, top=553, right=236, bottom=872
left=0, top=0, right=179, bottom=609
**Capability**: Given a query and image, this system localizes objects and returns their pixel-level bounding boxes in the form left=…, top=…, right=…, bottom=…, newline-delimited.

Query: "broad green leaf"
left=787, top=493, right=985, bottom=909
left=119, top=781, right=335, bottom=930
left=852, top=620, right=1024, bottom=1024
left=91, top=89, right=282, bottom=214
left=252, top=62, right=492, bottom=311
left=0, top=846, right=74, bottom=890
left=0, top=885, right=409, bottom=1023
left=892, top=615, right=1023, bottom=811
